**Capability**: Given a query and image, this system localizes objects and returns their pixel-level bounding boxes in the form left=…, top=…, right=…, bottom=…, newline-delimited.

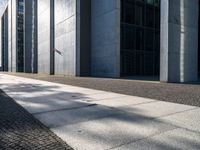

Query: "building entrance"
left=121, top=0, right=160, bottom=76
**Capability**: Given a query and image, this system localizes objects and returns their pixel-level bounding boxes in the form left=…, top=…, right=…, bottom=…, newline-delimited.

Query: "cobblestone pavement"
left=0, top=89, right=73, bottom=150
left=2, top=72, right=200, bottom=107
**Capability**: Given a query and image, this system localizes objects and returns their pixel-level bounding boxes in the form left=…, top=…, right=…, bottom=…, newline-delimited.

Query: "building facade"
left=0, top=0, right=199, bottom=83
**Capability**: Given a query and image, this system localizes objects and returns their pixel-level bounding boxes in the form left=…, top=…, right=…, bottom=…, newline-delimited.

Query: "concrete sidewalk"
left=0, top=74, right=200, bottom=150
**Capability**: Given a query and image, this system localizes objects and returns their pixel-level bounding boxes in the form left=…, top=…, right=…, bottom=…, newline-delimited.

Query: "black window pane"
left=136, top=28, right=144, bottom=50
left=145, top=29, right=154, bottom=51
left=122, top=24, right=135, bottom=50
left=17, top=0, right=24, bottom=72
left=135, top=3, right=144, bottom=26
left=155, top=8, right=160, bottom=29
left=145, top=6, right=155, bottom=27
left=122, top=0, right=135, bottom=24
left=121, top=0, right=160, bottom=76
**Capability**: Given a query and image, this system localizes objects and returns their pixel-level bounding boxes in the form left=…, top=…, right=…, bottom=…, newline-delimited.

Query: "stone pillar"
left=37, top=0, right=53, bottom=74
left=8, top=0, right=17, bottom=72
left=54, top=0, right=77, bottom=76
left=160, top=0, right=199, bottom=83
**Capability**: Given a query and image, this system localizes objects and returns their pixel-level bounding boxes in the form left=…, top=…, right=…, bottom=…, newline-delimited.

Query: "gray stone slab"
left=37, top=0, right=52, bottom=74
left=83, top=96, right=156, bottom=107
left=52, top=113, right=177, bottom=150
left=15, top=97, right=90, bottom=114
left=54, top=0, right=77, bottom=76
left=82, top=92, right=127, bottom=101
left=117, top=101, right=197, bottom=118
left=161, top=108, right=200, bottom=133
left=114, top=128, right=200, bottom=150
left=34, top=105, right=122, bottom=128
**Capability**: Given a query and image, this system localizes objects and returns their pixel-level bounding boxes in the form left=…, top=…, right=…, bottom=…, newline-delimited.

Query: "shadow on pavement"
left=0, top=80, right=200, bottom=150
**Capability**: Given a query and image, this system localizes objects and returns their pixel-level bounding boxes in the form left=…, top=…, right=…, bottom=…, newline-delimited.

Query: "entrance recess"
left=120, top=0, right=160, bottom=77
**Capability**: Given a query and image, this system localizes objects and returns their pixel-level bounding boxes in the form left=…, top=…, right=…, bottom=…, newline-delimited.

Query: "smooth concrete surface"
left=116, top=101, right=196, bottom=118
left=37, top=0, right=52, bottom=74
left=8, top=0, right=17, bottom=72
left=91, top=0, right=121, bottom=77
left=0, top=74, right=200, bottom=150
left=161, top=108, right=200, bottom=133
left=114, top=128, right=200, bottom=150
left=54, top=0, right=76, bottom=76
left=86, top=96, right=156, bottom=107
left=37, top=0, right=91, bottom=76
left=160, top=0, right=199, bottom=83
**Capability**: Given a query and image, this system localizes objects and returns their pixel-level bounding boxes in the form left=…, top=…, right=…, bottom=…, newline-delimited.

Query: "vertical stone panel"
left=7, top=0, right=12, bottom=71
left=91, top=0, right=120, bottom=77
left=37, top=0, right=52, bottom=74
left=11, top=0, right=17, bottom=72
left=54, top=0, right=76, bottom=76
left=7, top=0, right=17, bottom=72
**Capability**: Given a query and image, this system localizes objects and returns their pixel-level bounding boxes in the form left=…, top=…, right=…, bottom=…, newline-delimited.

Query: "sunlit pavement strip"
left=0, top=74, right=200, bottom=150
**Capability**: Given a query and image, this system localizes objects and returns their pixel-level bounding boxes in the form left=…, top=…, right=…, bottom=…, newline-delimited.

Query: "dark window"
left=136, top=27, right=144, bottom=50
left=135, top=2, right=144, bottom=26
left=1, top=16, right=5, bottom=71
left=145, top=5, right=155, bottom=27
left=121, top=0, right=160, bottom=76
left=145, top=29, right=154, bottom=51
left=122, top=0, right=135, bottom=24
left=122, top=25, right=135, bottom=50
left=198, top=1, right=200, bottom=76
left=17, top=0, right=24, bottom=72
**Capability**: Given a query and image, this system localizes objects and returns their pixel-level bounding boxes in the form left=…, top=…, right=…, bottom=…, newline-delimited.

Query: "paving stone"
left=15, top=96, right=90, bottom=114
left=117, top=101, right=197, bottom=118
left=114, top=128, right=200, bottom=150
left=1, top=73, right=200, bottom=150
left=84, top=92, right=127, bottom=101
left=161, top=108, right=200, bottom=132
left=52, top=113, right=177, bottom=150
left=82, top=95, right=156, bottom=107
left=34, top=105, right=123, bottom=128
